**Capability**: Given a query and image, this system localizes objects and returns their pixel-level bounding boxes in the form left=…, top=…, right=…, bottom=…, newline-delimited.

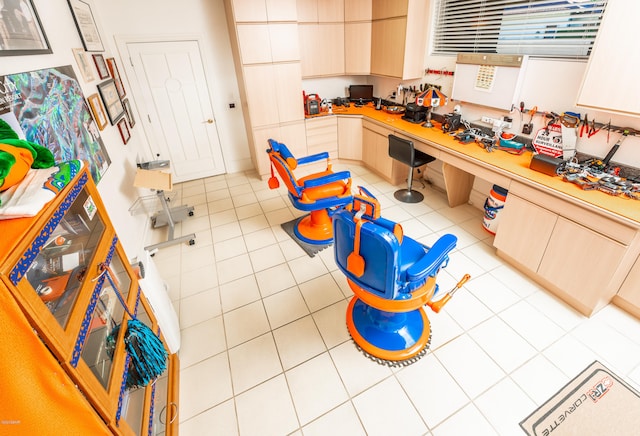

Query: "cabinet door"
left=576, top=0, right=640, bottom=116
left=266, top=0, right=298, bottom=21
left=361, top=125, right=378, bottom=169
left=338, top=116, right=363, bottom=160
left=318, top=0, right=344, bottom=22
left=345, top=0, right=372, bottom=21
left=372, top=0, right=407, bottom=19
left=237, top=24, right=272, bottom=64
left=617, top=256, right=640, bottom=311
left=273, top=63, right=305, bottom=123
left=296, top=0, right=317, bottom=22
left=370, top=17, right=407, bottom=78
left=243, top=65, right=280, bottom=127
left=74, top=245, right=137, bottom=421
left=493, top=194, right=557, bottom=270
left=8, top=174, right=108, bottom=360
left=232, top=0, right=268, bottom=21
left=538, top=217, right=626, bottom=312
left=345, top=22, right=371, bottom=75
left=299, top=23, right=345, bottom=77
left=269, top=24, right=300, bottom=62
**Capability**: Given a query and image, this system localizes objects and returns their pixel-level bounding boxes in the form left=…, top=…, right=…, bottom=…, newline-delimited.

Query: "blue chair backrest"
left=333, top=209, right=400, bottom=300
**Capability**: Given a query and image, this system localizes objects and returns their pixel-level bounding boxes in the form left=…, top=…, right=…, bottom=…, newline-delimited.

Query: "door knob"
left=203, top=119, right=214, bottom=124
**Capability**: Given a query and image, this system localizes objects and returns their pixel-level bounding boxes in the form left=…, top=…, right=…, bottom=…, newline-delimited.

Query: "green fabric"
left=0, top=120, right=55, bottom=169
left=0, top=149, right=17, bottom=188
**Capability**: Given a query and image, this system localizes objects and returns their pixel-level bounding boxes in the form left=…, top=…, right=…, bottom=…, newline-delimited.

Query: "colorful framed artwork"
left=106, top=57, right=126, bottom=99
left=87, top=93, right=107, bottom=130
left=96, top=79, right=125, bottom=125
left=67, top=0, right=104, bottom=52
left=122, top=98, right=136, bottom=128
left=92, top=54, right=109, bottom=79
left=0, top=0, right=52, bottom=56
left=72, top=48, right=96, bottom=82
left=117, top=118, right=130, bottom=144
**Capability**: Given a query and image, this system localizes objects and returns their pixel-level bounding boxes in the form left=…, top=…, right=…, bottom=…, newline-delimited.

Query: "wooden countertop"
left=320, top=104, right=640, bottom=227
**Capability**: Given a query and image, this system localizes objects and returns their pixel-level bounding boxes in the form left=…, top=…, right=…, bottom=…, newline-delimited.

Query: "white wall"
left=1, top=0, right=252, bottom=257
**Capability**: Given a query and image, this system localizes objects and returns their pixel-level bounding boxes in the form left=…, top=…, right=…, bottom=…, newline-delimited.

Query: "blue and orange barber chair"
left=333, top=186, right=469, bottom=366
left=267, top=139, right=352, bottom=244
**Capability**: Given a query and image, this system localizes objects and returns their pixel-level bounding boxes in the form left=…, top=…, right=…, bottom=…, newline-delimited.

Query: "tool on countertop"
left=428, top=274, right=471, bottom=313
left=602, top=129, right=630, bottom=166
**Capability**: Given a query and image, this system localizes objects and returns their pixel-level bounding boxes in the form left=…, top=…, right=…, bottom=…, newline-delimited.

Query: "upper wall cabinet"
left=297, top=0, right=344, bottom=22
left=576, top=0, right=640, bottom=117
left=370, top=0, right=428, bottom=79
left=233, top=0, right=298, bottom=22
left=345, top=0, right=372, bottom=21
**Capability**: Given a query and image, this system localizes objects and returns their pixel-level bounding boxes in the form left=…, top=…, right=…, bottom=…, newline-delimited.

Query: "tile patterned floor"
left=147, top=162, right=640, bottom=435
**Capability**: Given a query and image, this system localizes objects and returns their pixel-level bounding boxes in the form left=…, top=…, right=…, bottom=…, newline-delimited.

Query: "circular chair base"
left=394, top=189, right=424, bottom=203
left=346, top=297, right=431, bottom=366
left=293, top=213, right=333, bottom=245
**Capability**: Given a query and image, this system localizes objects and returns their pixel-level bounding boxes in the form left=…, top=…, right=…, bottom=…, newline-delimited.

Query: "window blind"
left=432, top=0, right=608, bottom=59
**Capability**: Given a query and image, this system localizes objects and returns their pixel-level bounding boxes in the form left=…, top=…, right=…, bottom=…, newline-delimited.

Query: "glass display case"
left=0, top=167, right=179, bottom=435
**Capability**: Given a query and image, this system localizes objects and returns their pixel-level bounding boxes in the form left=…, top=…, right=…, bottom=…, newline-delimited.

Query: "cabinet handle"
left=159, top=402, right=178, bottom=425
left=91, top=266, right=108, bottom=282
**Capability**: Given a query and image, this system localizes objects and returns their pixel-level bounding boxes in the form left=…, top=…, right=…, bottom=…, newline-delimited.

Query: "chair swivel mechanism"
left=333, top=186, right=468, bottom=366
left=267, top=139, right=353, bottom=244
left=388, top=134, right=436, bottom=203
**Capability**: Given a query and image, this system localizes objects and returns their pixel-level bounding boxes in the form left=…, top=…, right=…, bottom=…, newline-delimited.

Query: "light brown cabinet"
left=338, top=116, right=363, bottom=160
left=0, top=167, right=179, bottom=435
left=299, top=23, right=345, bottom=77
left=370, top=0, right=428, bottom=79
left=494, top=181, right=638, bottom=316
left=306, top=116, right=338, bottom=158
left=614, top=255, right=640, bottom=318
left=362, top=119, right=401, bottom=181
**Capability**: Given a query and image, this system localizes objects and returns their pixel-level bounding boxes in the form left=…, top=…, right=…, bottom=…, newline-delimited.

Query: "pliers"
left=588, top=118, right=601, bottom=138
left=580, top=114, right=589, bottom=137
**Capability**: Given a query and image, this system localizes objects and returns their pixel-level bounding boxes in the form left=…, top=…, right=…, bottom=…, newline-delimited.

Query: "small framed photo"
left=117, top=118, right=131, bottom=144
left=93, top=54, right=109, bottom=79
left=87, top=93, right=108, bottom=130
left=106, top=57, right=126, bottom=99
left=72, top=48, right=95, bottom=82
left=122, top=98, right=136, bottom=128
left=97, top=79, right=125, bottom=125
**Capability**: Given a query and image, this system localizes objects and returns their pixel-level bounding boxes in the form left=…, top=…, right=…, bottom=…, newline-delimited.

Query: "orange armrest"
left=406, top=234, right=457, bottom=282
left=297, top=152, right=329, bottom=165
left=302, top=170, right=351, bottom=188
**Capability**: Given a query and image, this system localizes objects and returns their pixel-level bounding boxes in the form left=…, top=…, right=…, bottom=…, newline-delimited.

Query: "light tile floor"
left=147, top=162, right=640, bottom=435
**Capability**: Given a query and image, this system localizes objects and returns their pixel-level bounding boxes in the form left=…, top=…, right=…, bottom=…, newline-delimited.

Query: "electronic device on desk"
left=402, top=103, right=427, bottom=124
left=348, top=84, right=373, bottom=102
left=442, top=113, right=462, bottom=133
left=333, top=97, right=350, bottom=107
left=304, top=93, right=322, bottom=115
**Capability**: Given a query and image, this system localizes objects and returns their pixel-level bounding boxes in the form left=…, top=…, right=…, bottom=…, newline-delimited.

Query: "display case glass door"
left=24, top=187, right=105, bottom=328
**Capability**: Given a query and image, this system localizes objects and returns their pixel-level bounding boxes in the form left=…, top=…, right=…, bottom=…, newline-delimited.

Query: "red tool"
left=580, top=114, right=588, bottom=137
left=428, top=273, right=471, bottom=313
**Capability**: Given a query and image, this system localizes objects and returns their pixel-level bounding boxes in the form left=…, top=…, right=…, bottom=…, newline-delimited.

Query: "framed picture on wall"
left=122, top=98, right=136, bottom=128
left=117, top=118, right=130, bottom=144
left=87, top=93, right=108, bottom=130
left=72, top=48, right=96, bottom=82
left=92, top=54, right=109, bottom=79
left=96, top=79, right=125, bottom=125
left=0, top=0, right=52, bottom=56
left=67, top=0, right=104, bottom=51
left=106, top=57, right=126, bottom=99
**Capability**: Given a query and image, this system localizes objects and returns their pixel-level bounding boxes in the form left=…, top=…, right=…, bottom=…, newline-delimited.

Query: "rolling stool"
left=388, top=134, right=436, bottom=203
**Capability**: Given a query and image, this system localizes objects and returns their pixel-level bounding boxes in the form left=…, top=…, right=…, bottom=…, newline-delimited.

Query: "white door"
left=126, top=40, right=225, bottom=182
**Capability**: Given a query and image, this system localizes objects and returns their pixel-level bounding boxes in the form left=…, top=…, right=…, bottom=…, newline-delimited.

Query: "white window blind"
left=432, top=0, right=608, bottom=59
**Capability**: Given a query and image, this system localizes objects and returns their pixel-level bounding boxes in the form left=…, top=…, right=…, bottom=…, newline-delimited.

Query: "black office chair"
left=388, top=134, right=436, bottom=203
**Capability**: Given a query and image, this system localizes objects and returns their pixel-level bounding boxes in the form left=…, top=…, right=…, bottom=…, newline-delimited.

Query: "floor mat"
left=280, top=216, right=332, bottom=257
left=520, top=360, right=640, bottom=435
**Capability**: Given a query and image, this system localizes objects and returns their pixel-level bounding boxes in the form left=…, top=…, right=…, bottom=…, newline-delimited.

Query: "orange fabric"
left=0, top=142, right=34, bottom=190
left=0, top=282, right=111, bottom=435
